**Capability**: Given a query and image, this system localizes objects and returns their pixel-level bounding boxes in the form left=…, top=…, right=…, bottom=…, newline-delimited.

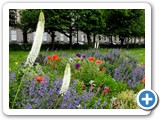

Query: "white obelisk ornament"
left=60, top=63, right=71, bottom=95
left=25, top=11, right=45, bottom=66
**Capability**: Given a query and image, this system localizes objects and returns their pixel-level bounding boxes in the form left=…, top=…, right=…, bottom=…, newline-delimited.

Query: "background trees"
left=78, top=9, right=106, bottom=46
left=18, top=9, right=145, bottom=49
left=104, top=9, right=145, bottom=47
left=9, top=9, right=18, bottom=28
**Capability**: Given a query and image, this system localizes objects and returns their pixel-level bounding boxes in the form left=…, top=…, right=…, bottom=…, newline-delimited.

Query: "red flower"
left=142, top=77, right=145, bottom=84
left=35, top=76, right=47, bottom=83
left=47, top=56, right=52, bottom=61
left=100, top=67, right=105, bottom=74
left=102, top=86, right=110, bottom=94
left=101, top=67, right=105, bottom=71
left=96, top=60, right=102, bottom=65
left=88, top=57, right=95, bottom=62
left=104, top=86, right=110, bottom=91
left=52, top=54, right=60, bottom=61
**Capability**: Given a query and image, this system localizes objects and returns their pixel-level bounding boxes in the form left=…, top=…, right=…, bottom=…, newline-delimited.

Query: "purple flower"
left=76, top=53, right=81, bottom=58
left=25, top=104, right=32, bottom=109
left=10, top=72, right=16, bottom=81
left=74, top=63, right=81, bottom=69
left=82, top=55, right=86, bottom=59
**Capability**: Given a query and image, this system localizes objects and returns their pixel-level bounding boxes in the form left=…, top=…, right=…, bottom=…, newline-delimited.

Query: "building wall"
left=9, top=27, right=145, bottom=45
left=9, top=28, right=91, bottom=44
left=9, top=27, right=23, bottom=43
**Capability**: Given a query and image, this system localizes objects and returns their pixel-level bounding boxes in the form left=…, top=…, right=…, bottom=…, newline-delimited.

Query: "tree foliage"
left=18, top=9, right=145, bottom=48
left=9, top=9, right=18, bottom=28
left=104, top=9, right=145, bottom=46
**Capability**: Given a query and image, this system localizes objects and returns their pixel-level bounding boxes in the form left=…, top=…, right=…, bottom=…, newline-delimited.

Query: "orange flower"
left=47, top=56, right=52, bottom=61
left=35, top=76, right=43, bottom=82
left=96, top=60, right=102, bottom=65
left=88, top=57, right=95, bottom=62
left=35, top=76, right=47, bottom=83
left=101, top=67, right=105, bottom=71
left=142, top=77, right=145, bottom=83
left=100, top=67, right=105, bottom=74
left=53, top=54, right=60, bottom=61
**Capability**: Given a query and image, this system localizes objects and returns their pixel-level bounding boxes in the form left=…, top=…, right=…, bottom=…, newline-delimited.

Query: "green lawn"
left=9, top=48, right=145, bottom=72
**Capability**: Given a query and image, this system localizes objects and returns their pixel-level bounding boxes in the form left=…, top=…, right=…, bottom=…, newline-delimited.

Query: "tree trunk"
left=109, top=35, right=113, bottom=44
left=114, top=36, right=117, bottom=44
left=139, top=37, right=141, bottom=44
left=93, top=34, right=96, bottom=44
left=131, top=38, right=133, bottom=44
left=87, top=33, right=91, bottom=46
left=126, top=37, right=130, bottom=49
left=133, top=37, right=136, bottom=48
left=134, top=37, right=136, bottom=44
left=121, top=39, right=124, bottom=47
left=69, top=27, right=72, bottom=48
left=77, top=26, right=79, bottom=44
left=51, top=32, right=55, bottom=50
left=23, top=31, right=28, bottom=43
left=119, top=36, right=125, bottom=48
left=69, top=35, right=72, bottom=48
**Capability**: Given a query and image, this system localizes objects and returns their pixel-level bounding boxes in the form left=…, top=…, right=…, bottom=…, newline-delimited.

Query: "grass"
left=9, top=48, right=145, bottom=72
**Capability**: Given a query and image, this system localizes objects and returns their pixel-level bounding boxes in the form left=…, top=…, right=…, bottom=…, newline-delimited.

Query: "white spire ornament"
left=94, top=39, right=99, bottom=49
left=96, top=41, right=99, bottom=49
left=59, top=63, right=71, bottom=95
left=25, top=11, right=45, bottom=66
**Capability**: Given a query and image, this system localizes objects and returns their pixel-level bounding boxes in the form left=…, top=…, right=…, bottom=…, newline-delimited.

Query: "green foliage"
left=104, top=9, right=145, bottom=37
left=133, top=83, right=145, bottom=93
left=94, top=74, right=127, bottom=96
left=111, top=90, right=138, bottom=109
left=71, top=58, right=100, bottom=83
left=19, top=9, right=145, bottom=47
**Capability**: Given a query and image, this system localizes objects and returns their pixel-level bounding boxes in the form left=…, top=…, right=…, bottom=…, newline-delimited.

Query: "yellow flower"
left=15, top=62, right=19, bottom=65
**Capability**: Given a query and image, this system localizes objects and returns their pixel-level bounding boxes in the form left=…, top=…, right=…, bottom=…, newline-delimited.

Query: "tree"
left=128, top=9, right=145, bottom=46
left=104, top=9, right=145, bottom=47
left=9, top=9, right=18, bottom=28
left=78, top=9, right=106, bottom=46
left=19, top=10, right=40, bottom=43
left=19, top=9, right=78, bottom=48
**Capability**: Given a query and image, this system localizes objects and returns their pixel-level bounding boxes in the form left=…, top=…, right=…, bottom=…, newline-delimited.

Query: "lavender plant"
left=10, top=74, right=108, bottom=109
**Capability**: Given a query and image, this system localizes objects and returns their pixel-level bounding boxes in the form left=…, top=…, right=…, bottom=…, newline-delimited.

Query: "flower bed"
left=9, top=49, right=145, bottom=109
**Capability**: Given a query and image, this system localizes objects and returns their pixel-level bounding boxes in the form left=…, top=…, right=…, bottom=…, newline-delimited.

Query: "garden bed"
left=9, top=49, right=145, bottom=109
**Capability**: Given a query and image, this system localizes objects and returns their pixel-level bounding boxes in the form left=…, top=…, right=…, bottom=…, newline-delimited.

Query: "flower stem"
left=11, top=71, right=26, bottom=109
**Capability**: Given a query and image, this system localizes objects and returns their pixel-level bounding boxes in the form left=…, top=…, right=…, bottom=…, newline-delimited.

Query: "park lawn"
left=9, top=48, right=145, bottom=72
left=124, top=48, right=145, bottom=64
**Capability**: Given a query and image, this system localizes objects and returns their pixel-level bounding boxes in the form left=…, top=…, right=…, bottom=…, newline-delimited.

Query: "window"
left=74, top=35, right=77, bottom=41
left=43, top=32, right=47, bottom=41
left=33, top=32, right=47, bottom=41
left=67, top=37, right=69, bottom=42
left=81, top=34, right=84, bottom=41
left=11, top=30, right=17, bottom=41
left=60, top=34, right=64, bottom=41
